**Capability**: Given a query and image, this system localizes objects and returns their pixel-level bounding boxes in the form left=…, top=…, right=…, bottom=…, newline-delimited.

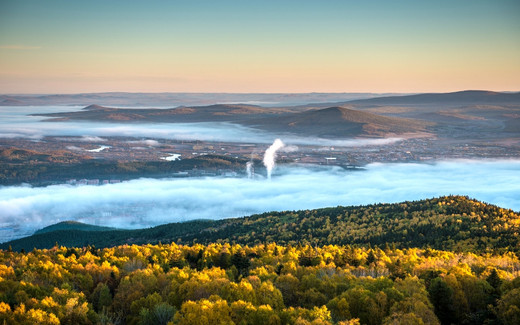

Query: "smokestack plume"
left=263, top=139, right=284, bottom=179
left=246, top=161, right=254, bottom=179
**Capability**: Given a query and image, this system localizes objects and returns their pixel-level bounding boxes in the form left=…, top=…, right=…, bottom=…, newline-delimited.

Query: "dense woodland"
left=4, top=196, right=520, bottom=254
left=1, top=243, right=519, bottom=325
left=0, top=148, right=247, bottom=185
left=1, top=196, right=520, bottom=324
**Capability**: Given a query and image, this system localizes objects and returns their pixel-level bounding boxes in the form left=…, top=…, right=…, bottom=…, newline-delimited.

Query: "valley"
left=2, top=2, right=519, bottom=324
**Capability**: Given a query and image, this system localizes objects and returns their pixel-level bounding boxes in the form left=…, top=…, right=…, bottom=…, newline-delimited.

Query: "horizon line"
left=2, top=89, right=519, bottom=96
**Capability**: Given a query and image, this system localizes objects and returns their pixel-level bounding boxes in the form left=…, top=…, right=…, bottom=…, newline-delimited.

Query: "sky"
left=0, top=0, right=519, bottom=94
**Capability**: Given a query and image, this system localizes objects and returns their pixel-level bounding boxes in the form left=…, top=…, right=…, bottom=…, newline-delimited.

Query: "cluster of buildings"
left=66, top=179, right=121, bottom=186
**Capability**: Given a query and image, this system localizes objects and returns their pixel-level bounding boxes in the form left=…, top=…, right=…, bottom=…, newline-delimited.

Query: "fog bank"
left=0, top=160, right=519, bottom=242
left=0, top=106, right=403, bottom=146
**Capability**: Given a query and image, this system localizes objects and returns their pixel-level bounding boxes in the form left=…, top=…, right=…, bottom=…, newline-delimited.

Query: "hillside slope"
left=36, top=104, right=290, bottom=123
left=31, top=91, right=520, bottom=139
left=340, top=91, right=520, bottom=139
left=38, top=104, right=432, bottom=138
left=34, top=221, right=117, bottom=235
left=2, top=196, right=519, bottom=252
left=248, top=106, right=431, bottom=137
left=346, top=90, right=520, bottom=107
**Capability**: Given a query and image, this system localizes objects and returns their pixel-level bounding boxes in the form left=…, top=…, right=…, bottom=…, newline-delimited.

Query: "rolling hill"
left=37, top=104, right=432, bottom=138
left=33, top=221, right=117, bottom=235
left=26, top=90, right=520, bottom=141
left=0, top=92, right=384, bottom=107
left=247, top=106, right=432, bottom=137
left=36, top=104, right=291, bottom=123
left=30, top=90, right=519, bottom=140
left=345, top=90, right=520, bottom=108
left=339, top=90, right=520, bottom=139
left=2, top=195, right=519, bottom=253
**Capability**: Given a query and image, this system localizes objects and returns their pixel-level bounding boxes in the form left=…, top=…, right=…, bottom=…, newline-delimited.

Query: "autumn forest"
left=1, top=197, right=520, bottom=324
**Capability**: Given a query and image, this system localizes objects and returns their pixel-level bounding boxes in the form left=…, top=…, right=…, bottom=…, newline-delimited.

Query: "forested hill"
left=2, top=195, right=520, bottom=252
left=33, top=221, right=116, bottom=235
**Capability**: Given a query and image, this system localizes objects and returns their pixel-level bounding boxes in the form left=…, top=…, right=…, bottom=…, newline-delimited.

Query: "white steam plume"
left=246, top=161, right=254, bottom=179
left=263, top=139, right=285, bottom=179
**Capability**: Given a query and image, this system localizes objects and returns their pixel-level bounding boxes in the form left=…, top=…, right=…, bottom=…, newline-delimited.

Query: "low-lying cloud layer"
left=0, top=106, right=403, bottom=146
left=1, top=160, right=519, bottom=242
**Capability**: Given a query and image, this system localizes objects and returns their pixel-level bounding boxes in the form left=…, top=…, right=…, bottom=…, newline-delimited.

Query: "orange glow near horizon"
left=0, top=1, right=519, bottom=94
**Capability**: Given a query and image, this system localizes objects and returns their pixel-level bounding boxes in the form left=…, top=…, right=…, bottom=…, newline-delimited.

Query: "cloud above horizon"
left=0, top=160, right=519, bottom=242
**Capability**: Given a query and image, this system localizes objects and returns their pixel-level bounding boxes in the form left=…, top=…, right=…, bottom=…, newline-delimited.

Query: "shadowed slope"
left=2, top=196, right=518, bottom=253
left=346, top=90, right=520, bottom=107
left=248, top=106, right=431, bottom=137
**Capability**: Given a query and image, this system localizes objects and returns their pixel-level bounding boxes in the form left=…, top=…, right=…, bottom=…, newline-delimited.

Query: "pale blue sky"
left=1, top=0, right=519, bottom=93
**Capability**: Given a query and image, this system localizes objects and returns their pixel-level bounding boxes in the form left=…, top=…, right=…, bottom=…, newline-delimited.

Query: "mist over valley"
left=2, top=2, right=520, bottom=324
left=1, top=91, right=519, bottom=243
left=1, top=158, right=519, bottom=243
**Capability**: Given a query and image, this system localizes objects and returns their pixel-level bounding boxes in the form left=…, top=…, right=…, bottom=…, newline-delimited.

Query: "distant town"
left=2, top=133, right=519, bottom=186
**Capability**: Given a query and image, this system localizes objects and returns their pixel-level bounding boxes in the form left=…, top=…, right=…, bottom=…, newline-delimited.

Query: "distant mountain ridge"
left=0, top=92, right=391, bottom=107
left=36, top=103, right=432, bottom=138
left=22, top=90, right=520, bottom=140
left=248, top=106, right=431, bottom=137
left=346, top=90, right=520, bottom=107
left=36, top=103, right=286, bottom=123
left=2, top=196, right=519, bottom=253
